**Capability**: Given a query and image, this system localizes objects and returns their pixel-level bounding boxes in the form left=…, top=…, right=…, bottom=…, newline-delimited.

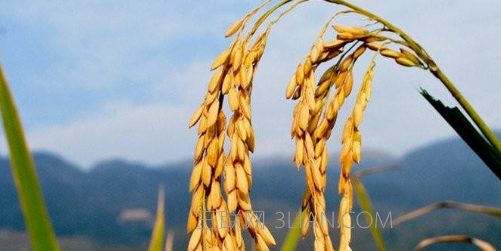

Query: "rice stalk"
left=288, top=16, right=365, bottom=251
left=337, top=53, right=375, bottom=251
left=193, top=0, right=501, bottom=250
left=324, top=0, right=501, bottom=158
left=187, top=2, right=294, bottom=250
left=285, top=15, right=424, bottom=250
left=394, top=201, right=501, bottom=226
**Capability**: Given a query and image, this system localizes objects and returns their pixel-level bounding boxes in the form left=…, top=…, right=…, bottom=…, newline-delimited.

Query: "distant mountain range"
left=1, top=134, right=501, bottom=251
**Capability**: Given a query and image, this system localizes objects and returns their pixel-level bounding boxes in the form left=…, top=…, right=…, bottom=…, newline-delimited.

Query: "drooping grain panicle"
left=337, top=58, right=375, bottom=251
left=187, top=2, right=282, bottom=250
left=365, top=41, right=424, bottom=69
left=287, top=14, right=396, bottom=250
left=193, top=1, right=430, bottom=250
left=287, top=13, right=373, bottom=251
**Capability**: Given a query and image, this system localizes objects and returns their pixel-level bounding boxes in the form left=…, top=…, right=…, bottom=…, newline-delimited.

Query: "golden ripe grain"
left=396, top=56, right=417, bottom=67
left=286, top=75, right=297, bottom=99
left=211, top=49, right=230, bottom=70
left=189, top=2, right=438, bottom=249
left=366, top=42, right=384, bottom=51
left=380, top=48, right=400, bottom=58
left=208, top=68, right=223, bottom=93
left=324, top=39, right=346, bottom=50
left=400, top=48, right=421, bottom=65
left=225, top=19, right=244, bottom=37
left=333, top=25, right=368, bottom=36
left=228, top=87, right=239, bottom=111
left=187, top=228, right=201, bottom=251
left=188, top=105, right=204, bottom=128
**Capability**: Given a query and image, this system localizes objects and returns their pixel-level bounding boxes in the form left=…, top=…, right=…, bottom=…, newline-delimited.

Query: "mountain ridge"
left=0, top=133, right=500, bottom=250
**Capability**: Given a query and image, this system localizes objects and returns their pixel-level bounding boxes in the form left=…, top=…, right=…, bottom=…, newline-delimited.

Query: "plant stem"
left=353, top=178, right=386, bottom=251
left=324, top=0, right=501, bottom=155
left=279, top=210, right=305, bottom=251
left=249, top=0, right=294, bottom=36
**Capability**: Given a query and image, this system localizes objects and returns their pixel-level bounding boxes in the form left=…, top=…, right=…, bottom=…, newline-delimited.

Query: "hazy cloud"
left=0, top=0, right=500, bottom=166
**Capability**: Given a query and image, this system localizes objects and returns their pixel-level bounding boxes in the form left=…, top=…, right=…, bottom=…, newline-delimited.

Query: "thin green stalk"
left=249, top=0, right=295, bottom=36
left=394, top=201, right=501, bottom=226
left=323, top=0, right=501, bottom=155
left=352, top=178, right=386, bottom=251
left=279, top=209, right=306, bottom=251
left=0, top=63, right=60, bottom=251
left=148, top=186, right=165, bottom=251
left=351, top=165, right=404, bottom=251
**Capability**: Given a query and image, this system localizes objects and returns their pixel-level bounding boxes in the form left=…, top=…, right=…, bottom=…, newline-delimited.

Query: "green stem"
left=324, top=0, right=501, bottom=155
left=279, top=210, right=305, bottom=251
left=249, top=0, right=295, bottom=36
left=353, top=178, right=386, bottom=251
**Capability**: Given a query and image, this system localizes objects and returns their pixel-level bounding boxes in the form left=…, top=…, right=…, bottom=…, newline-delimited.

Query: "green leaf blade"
left=421, top=89, right=501, bottom=179
left=0, top=63, right=60, bottom=251
left=353, top=178, right=386, bottom=251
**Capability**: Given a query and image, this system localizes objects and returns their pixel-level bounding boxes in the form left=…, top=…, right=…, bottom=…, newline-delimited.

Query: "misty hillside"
left=0, top=134, right=500, bottom=251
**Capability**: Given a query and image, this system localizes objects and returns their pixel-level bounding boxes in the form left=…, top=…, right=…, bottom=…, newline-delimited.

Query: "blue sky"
left=1, top=0, right=500, bottom=168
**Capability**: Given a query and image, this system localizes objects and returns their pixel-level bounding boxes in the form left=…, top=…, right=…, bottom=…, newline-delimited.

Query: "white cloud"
left=0, top=0, right=249, bottom=91
left=25, top=101, right=194, bottom=168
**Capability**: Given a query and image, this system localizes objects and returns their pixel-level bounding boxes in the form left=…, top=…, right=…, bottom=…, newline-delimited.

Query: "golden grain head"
left=211, top=49, right=230, bottom=70
left=353, top=102, right=364, bottom=127
left=188, top=6, right=406, bottom=250
left=364, top=35, right=386, bottom=43
left=366, top=42, right=385, bottom=51
left=310, top=37, right=324, bottom=63
left=202, top=159, right=212, bottom=186
left=239, top=93, right=252, bottom=119
left=189, top=162, right=203, bottom=192
left=255, top=234, right=270, bottom=251
left=337, top=32, right=355, bottom=41
left=294, top=63, right=304, bottom=84
left=207, top=99, right=220, bottom=127
left=286, top=75, right=297, bottom=99
left=225, top=19, right=244, bottom=37
left=333, top=25, right=368, bottom=36
left=304, top=57, right=313, bottom=75
left=324, top=39, right=345, bottom=50
left=208, top=68, right=223, bottom=93
left=228, top=87, right=239, bottom=111
left=339, top=55, right=354, bottom=72
left=396, top=56, right=418, bottom=67
left=189, top=105, right=204, bottom=128
left=380, top=48, right=400, bottom=59
left=244, top=51, right=256, bottom=68
left=232, top=44, right=243, bottom=72
left=400, top=48, right=422, bottom=65
left=353, top=46, right=366, bottom=59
